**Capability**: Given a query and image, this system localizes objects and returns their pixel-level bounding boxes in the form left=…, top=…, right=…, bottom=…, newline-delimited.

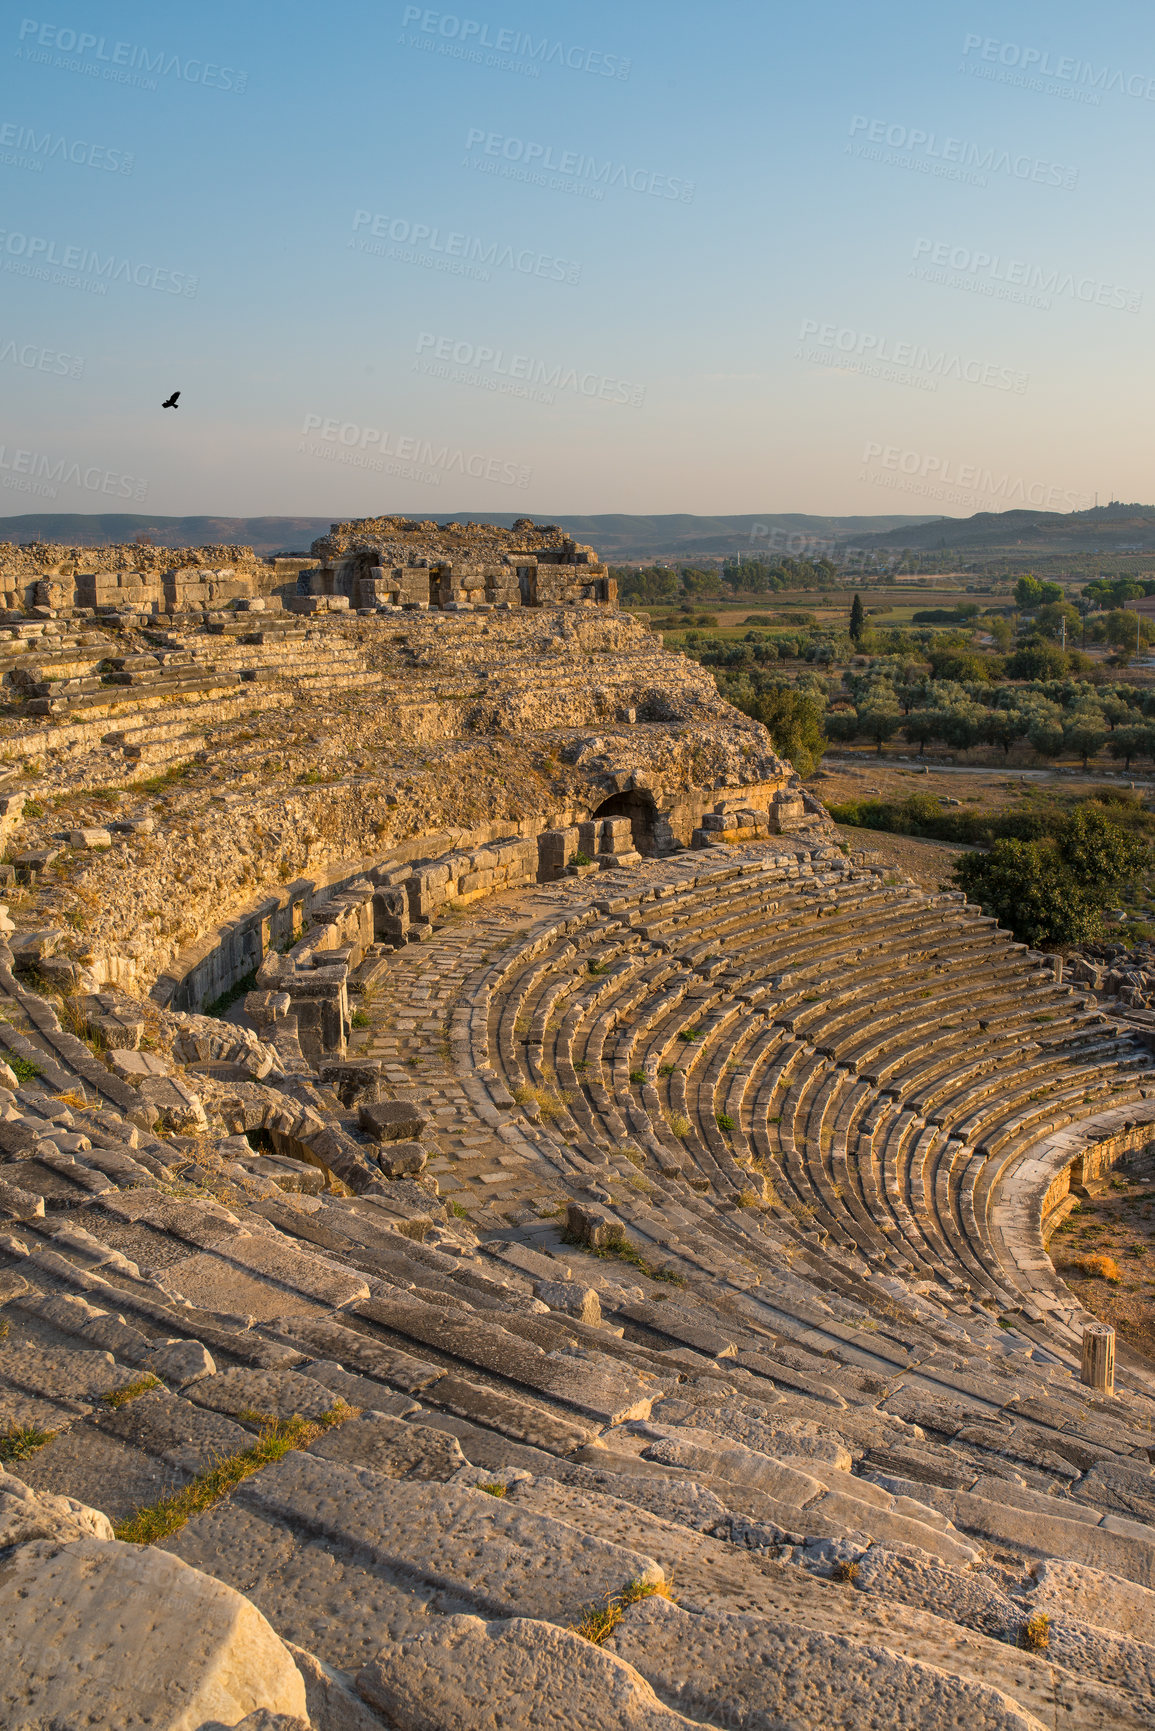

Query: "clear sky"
left=1, top=0, right=1151, bottom=519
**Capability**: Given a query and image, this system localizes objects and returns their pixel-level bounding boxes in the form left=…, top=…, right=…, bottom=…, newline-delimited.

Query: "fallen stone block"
left=565, top=1200, right=614, bottom=1249
left=376, top=1139, right=428, bottom=1178
left=359, top=1099, right=430, bottom=1141
left=317, top=1058, right=384, bottom=1107
left=0, top=1537, right=309, bottom=1730
left=535, top=1279, right=601, bottom=1325
left=143, top=1336, right=216, bottom=1388
left=137, top=1073, right=208, bottom=1132
left=68, top=827, right=113, bottom=849
left=109, top=1047, right=170, bottom=1079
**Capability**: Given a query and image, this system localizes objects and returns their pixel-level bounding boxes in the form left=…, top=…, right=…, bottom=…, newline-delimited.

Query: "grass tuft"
left=479, top=1482, right=508, bottom=1497
left=7, top=1055, right=42, bottom=1082
left=101, top=1374, right=160, bottom=1409
left=114, top=1404, right=355, bottom=1545
left=0, top=1422, right=55, bottom=1463
left=572, top=1576, right=675, bottom=1645
left=1020, top=1612, right=1050, bottom=1652
left=561, top=1222, right=684, bottom=1285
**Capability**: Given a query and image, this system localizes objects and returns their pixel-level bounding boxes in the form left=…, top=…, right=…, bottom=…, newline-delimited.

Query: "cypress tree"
left=849, top=593, right=866, bottom=642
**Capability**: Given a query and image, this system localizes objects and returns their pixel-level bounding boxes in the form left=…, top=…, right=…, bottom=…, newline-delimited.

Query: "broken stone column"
left=1081, top=1322, right=1115, bottom=1393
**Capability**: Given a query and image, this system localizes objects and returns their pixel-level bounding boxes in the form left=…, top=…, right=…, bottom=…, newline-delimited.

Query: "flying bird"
left=162, top=390, right=180, bottom=409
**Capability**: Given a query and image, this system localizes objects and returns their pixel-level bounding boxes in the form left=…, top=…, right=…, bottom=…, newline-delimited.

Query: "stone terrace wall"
left=0, top=605, right=794, bottom=999
left=0, top=542, right=273, bottom=613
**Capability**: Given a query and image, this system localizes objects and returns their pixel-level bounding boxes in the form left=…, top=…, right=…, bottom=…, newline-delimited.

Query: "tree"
left=903, top=710, right=940, bottom=756
left=849, top=593, right=866, bottom=643
left=1034, top=602, right=1082, bottom=643
left=1104, top=609, right=1150, bottom=651
left=1063, top=712, right=1107, bottom=768
left=1007, top=638, right=1069, bottom=681
left=1106, top=726, right=1148, bottom=771
left=981, top=707, right=1028, bottom=759
left=939, top=706, right=980, bottom=755
left=952, top=808, right=1148, bottom=948
left=858, top=701, right=901, bottom=753
left=753, top=687, right=826, bottom=777
left=1014, top=575, right=1063, bottom=609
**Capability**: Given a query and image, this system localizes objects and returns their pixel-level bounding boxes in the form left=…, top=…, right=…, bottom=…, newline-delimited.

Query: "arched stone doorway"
left=592, top=789, right=658, bottom=856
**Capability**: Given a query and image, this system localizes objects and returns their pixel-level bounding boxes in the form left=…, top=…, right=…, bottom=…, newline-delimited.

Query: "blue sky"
left=1, top=0, right=1151, bottom=518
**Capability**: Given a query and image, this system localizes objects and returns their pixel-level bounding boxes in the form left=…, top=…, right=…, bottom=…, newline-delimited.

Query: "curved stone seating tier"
left=7, top=836, right=1155, bottom=1728
left=467, top=848, right=1152, bottom=1322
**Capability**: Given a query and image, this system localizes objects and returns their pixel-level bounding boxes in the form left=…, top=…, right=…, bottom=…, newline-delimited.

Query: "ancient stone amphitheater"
left=2, top=519, right=1155, bottom=1731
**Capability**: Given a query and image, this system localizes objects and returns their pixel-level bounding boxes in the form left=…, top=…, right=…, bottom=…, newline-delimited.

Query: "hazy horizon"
left=3, top=1, right=1151, bottom=522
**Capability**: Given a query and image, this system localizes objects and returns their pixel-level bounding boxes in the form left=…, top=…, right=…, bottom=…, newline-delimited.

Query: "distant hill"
left=0, top=511, right=939, bottom=562
left=850, top=502, right=1155, bottom=556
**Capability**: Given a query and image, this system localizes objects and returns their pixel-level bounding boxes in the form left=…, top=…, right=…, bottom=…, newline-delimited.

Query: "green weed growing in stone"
left=571, top=1577, right=675, bottom=1645
left=101, top=1375, right=160, bottom=1409
left=114, top=1405, right=355, bottom=1546
left=0, top=1423, right=54, bottom=1463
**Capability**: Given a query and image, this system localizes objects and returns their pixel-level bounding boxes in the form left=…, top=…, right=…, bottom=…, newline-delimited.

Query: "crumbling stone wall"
left=305, top=516, right=613, bottom=610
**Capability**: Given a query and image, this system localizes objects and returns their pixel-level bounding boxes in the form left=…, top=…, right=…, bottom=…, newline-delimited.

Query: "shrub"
left=1020, top=1613, right=1050, bottom=1652
left=571, top=1577, right=676, bottom=1644
left=1072, top=1253, right=1121, bottom=1282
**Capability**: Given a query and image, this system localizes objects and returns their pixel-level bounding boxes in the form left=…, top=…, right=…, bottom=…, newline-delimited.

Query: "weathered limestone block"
left=137, top=1074, right=208, bottom=1132
left=605, top=1595, right=1044, bottom=1731
left=143, top=1336, right=216, bottom=1387
left=357, top=1614, right=699, bottom=1731
left=535, top=1279, right=601, bottom=1325
left=0, top=1469, right=114, bottom=1550
left=566, top=1200, right=614, bottom=1248
left=0, top=1537, right=309, bottom=1730
left=376, top=1140, right=429, bottom=1178
left=538, top=826, right=580, bottom=880
left=83, top=991, right=146, bottom=1050
left=359, top=1099, right=429, bottom=1142
left=0, top=1176, right=44, bottom=1220
left=318, top=1058, right=383, bottom=1107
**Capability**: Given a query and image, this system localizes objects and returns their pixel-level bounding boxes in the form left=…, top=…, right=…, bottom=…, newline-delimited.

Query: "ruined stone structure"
left=0, top=514, right=615, bottom=617
left=2, top=524, right=1155, bottom=1729
left=303, top=515, right=615, bottom=611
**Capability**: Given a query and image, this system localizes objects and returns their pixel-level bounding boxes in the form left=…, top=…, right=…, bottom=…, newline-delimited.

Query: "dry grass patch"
left=512, top=1082, right=571, bottom=1121
left=1072, top=1253, right=1122, bottom=1283
left=571, top=1577, right=676, bottom=1645
left=1020, top=1612, right=1050, bottom=1652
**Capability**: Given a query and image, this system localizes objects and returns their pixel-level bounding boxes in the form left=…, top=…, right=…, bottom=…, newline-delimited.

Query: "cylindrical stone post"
left=1081, top=1322, right=1115, bottom=1394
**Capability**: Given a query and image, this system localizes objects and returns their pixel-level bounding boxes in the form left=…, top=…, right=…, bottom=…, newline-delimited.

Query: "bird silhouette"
left=162, top=390, right=180, bottom=409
